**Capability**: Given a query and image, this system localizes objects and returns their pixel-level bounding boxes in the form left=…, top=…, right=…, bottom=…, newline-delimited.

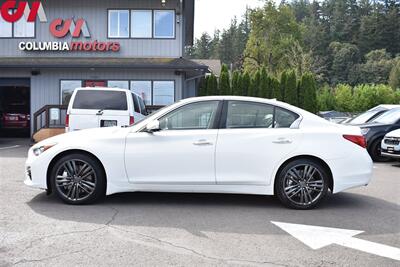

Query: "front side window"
left=154, top=10, right=175, bottom=38
left=159, top=101, right=219, bottom=130
left=131, top=81, right=152, bottom=105
left=72, top=90, right=128, bottom=110
left=108, top=10, right=129, bottom=38
left=131, top=10, right=152, bottom=38
left=108, top=80, right=129, bottom=89
left=226, top=101, right=274, bottom=129
left=153, top=81, right=174, bottom=105
left=61, top=80, right=82, bottom=105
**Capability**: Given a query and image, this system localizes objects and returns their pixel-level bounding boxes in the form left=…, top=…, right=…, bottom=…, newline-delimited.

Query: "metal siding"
left=0, top=0, right=183, bottom=58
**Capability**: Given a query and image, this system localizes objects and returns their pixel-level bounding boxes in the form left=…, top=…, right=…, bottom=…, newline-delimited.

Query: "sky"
left=194, top=0, right=266, bottom=38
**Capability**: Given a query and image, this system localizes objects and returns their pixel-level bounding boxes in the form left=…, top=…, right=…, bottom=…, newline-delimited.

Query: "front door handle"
left=193, top=139, right=213, bottom=146
left=272, top=138, right=292, bottom=144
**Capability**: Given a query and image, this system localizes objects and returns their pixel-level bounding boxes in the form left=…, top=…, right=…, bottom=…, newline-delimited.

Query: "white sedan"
left=25, top=96, right=373, bottom=209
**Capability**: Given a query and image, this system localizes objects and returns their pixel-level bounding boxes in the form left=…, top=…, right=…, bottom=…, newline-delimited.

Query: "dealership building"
left=0, top=0, right=208, bottom=136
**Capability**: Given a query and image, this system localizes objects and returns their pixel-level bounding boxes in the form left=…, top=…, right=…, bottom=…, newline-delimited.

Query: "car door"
left=216, top=101, right=303, bottom=185
left=125, top=100, right=221, bottom=184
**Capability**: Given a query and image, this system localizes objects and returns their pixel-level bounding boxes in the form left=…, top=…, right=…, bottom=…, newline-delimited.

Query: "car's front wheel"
left=275, top=159, right=329, bottom=209
left=50, top=153, right=106, bottom=205
left=369, top=138, right=390, bottom=162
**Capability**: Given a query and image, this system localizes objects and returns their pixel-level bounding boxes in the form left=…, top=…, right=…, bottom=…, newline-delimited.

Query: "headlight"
left=361, top=128, right=370, bottom=135
left=32, top=144, right=57, bottom=156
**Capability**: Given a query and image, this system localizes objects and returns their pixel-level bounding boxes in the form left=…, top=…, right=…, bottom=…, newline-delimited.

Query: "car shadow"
left=26, top=191, right=400, bottom=237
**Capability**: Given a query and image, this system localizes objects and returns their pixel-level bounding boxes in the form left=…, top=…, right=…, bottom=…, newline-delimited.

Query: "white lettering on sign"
left=19, top=42, right=70, bottom=51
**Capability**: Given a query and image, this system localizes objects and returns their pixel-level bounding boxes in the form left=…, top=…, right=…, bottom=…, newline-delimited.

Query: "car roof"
left=369, top=104, right=400, bottom=112
left=75, top=87, right=142, bottom=99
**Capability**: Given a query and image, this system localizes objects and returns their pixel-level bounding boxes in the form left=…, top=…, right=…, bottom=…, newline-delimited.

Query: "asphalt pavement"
left=0, top=138, right=399, bottom=266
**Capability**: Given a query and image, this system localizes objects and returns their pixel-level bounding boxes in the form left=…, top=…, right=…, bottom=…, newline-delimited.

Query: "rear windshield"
left=73, top=90, right=127, bottom=110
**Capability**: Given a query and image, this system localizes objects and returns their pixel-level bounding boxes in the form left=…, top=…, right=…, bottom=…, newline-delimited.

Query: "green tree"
left=299, top=73, right=318, bottom=113
left=389, top=60, right=400, bottom=90
left=206, top=74, right=218, bottom=95
left=231, top=71, right=241, bottom=95
left=284, top=70, right=298, bottom=106
left=317, top=86, right=336, bottom=111
left=280, top=71, right=288, bottom=101
left=243, top=1, right=303, bottom=73
left=198, top=76, right=208, bottom=96
left=329, top=42, right=360, bottom=85
left=240, top=72, right=251, bottom=96
left=258, top=67, right=270, bottom=98
left=219, top=65, right=231, bottom=95
left=334, top=84, right=354, bottom=112
left=353, top=84, right=396, bottom=112
left=271, top=77, right=282, bottom=100
left=249, top=70, right=261, bottom=97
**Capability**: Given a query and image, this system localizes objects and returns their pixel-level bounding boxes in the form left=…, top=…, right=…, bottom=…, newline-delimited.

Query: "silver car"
left=381, top=129, right=400, bottom=159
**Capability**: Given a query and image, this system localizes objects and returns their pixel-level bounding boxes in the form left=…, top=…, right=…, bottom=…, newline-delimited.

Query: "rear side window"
left=275, top=108, right=299, bottom=128
left=138, top=97, right=147, bottom=115
left=132, top=94, right=140, bottom=113
left=72, top=90, right=127, bottom=110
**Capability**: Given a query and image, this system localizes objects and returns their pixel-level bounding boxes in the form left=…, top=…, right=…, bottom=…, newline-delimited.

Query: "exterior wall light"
left=161, top=0, right=167, bottom=7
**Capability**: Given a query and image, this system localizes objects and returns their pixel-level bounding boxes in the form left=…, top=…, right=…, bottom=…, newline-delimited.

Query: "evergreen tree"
left=198, top=76, right=208, bottom=96
left=206, top=74, right=218, bottom=95
left=271, top=77, right=282, bottom=100
left=241, top=72, right=251, bottom=96
left=258, top=67, right=269, bottom=98
left=284, top=70, right=298, bottom=106
left=231, top=71, right=241, bottom=95
left=280, top=71, right=288, bottom=101
left=299, top=73, right=318, bottom=113
left=219, top=65, right=231, bottom=95
left=249, top=70, right=261, bottom=97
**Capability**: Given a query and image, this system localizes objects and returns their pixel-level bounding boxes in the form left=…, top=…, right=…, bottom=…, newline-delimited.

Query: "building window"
left=108, top=10, right=129, bottom=38
left=131, top=81, right=152, bottom=105
left=0, top=10, right=34, bottom=38
left=108, top=80, right=129, bottom=89
left=154, top=10, right=175, bottom=38
left=60, top=80, right=82, bottom=105
left=131, top=10, right=152, bottom=38
left=153, top=81, right=175, bottom=105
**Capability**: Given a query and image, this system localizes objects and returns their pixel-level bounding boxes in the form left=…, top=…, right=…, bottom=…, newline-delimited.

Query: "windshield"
left=349, top=110, right=383, bottom=124
left=130, top=103, right=175, bottom=128
left=371, top=108, right=400, bottom=124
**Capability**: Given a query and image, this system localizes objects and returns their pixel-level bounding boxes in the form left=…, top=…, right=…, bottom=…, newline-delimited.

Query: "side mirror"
left=146, top=120, right=160, bottom=133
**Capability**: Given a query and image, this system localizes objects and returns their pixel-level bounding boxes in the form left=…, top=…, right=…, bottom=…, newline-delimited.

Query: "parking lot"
left=0, top=138, right=399, bottom=267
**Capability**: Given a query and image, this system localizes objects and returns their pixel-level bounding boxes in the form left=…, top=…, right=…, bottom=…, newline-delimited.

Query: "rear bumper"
left=327, top=150, right=373, bottom=194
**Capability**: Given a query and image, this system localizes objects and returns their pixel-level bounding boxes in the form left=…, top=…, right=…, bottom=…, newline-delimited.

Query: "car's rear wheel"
left=50, top=153, right=106, bottom=205
left=276, top=159, right=329, bottom=209
left=369, top=138, right=390, bottom=162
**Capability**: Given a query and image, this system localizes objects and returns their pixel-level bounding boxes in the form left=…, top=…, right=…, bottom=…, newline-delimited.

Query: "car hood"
left=385, top=129, right=400, bottom=138
left=34, top=126, right=128, bottom=148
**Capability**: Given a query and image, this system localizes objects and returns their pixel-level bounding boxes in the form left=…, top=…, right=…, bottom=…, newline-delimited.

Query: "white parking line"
left=0, top=145, right=21, bottom=150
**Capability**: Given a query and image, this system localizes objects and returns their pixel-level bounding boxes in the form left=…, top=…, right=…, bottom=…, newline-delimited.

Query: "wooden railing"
left=146, top=105, right=165, bottom=114
left=33, top=105, right=68, bottom=134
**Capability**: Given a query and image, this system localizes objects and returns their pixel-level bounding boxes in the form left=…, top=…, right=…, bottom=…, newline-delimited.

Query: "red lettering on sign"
left=0, top=1, right=47, bottom=23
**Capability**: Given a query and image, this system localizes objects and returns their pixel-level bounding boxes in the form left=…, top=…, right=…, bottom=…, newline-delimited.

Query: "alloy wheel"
left=283, top=164, right=325, bottom=206
left=55, top=159, right=97, bottom=202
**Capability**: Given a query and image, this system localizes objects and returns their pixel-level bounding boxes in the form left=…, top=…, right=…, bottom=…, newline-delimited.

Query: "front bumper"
left=24, top=148, right=50, bottom=190
left=381, top=138, right=400, bottom=159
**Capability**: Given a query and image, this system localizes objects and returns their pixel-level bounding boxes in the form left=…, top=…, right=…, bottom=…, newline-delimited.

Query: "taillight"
left=343, top=135, right=367, bottom=148
left=65, top=114, right=69, bottom=127
left=129, top=116, right=134, bottom=125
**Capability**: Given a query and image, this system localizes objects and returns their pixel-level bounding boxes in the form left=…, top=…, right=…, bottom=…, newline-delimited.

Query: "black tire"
left=369, top=138, right=390, bottom=162
left=275, top=159, right=329, bottom=210
left=50, top=153, right=106, bottom=205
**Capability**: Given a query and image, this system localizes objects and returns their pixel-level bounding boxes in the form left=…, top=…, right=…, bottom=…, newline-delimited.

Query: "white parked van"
left=66, top=87, right=147, bottom=132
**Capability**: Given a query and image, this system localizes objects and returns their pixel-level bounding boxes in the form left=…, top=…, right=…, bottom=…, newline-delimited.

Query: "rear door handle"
left=272, top=138, right=292, bottom=144
left=193, top=139, right=213, bottom=146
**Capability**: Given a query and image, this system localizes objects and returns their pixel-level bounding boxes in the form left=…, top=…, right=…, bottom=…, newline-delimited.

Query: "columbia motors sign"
left=1, top=1, right=120, bottom=52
